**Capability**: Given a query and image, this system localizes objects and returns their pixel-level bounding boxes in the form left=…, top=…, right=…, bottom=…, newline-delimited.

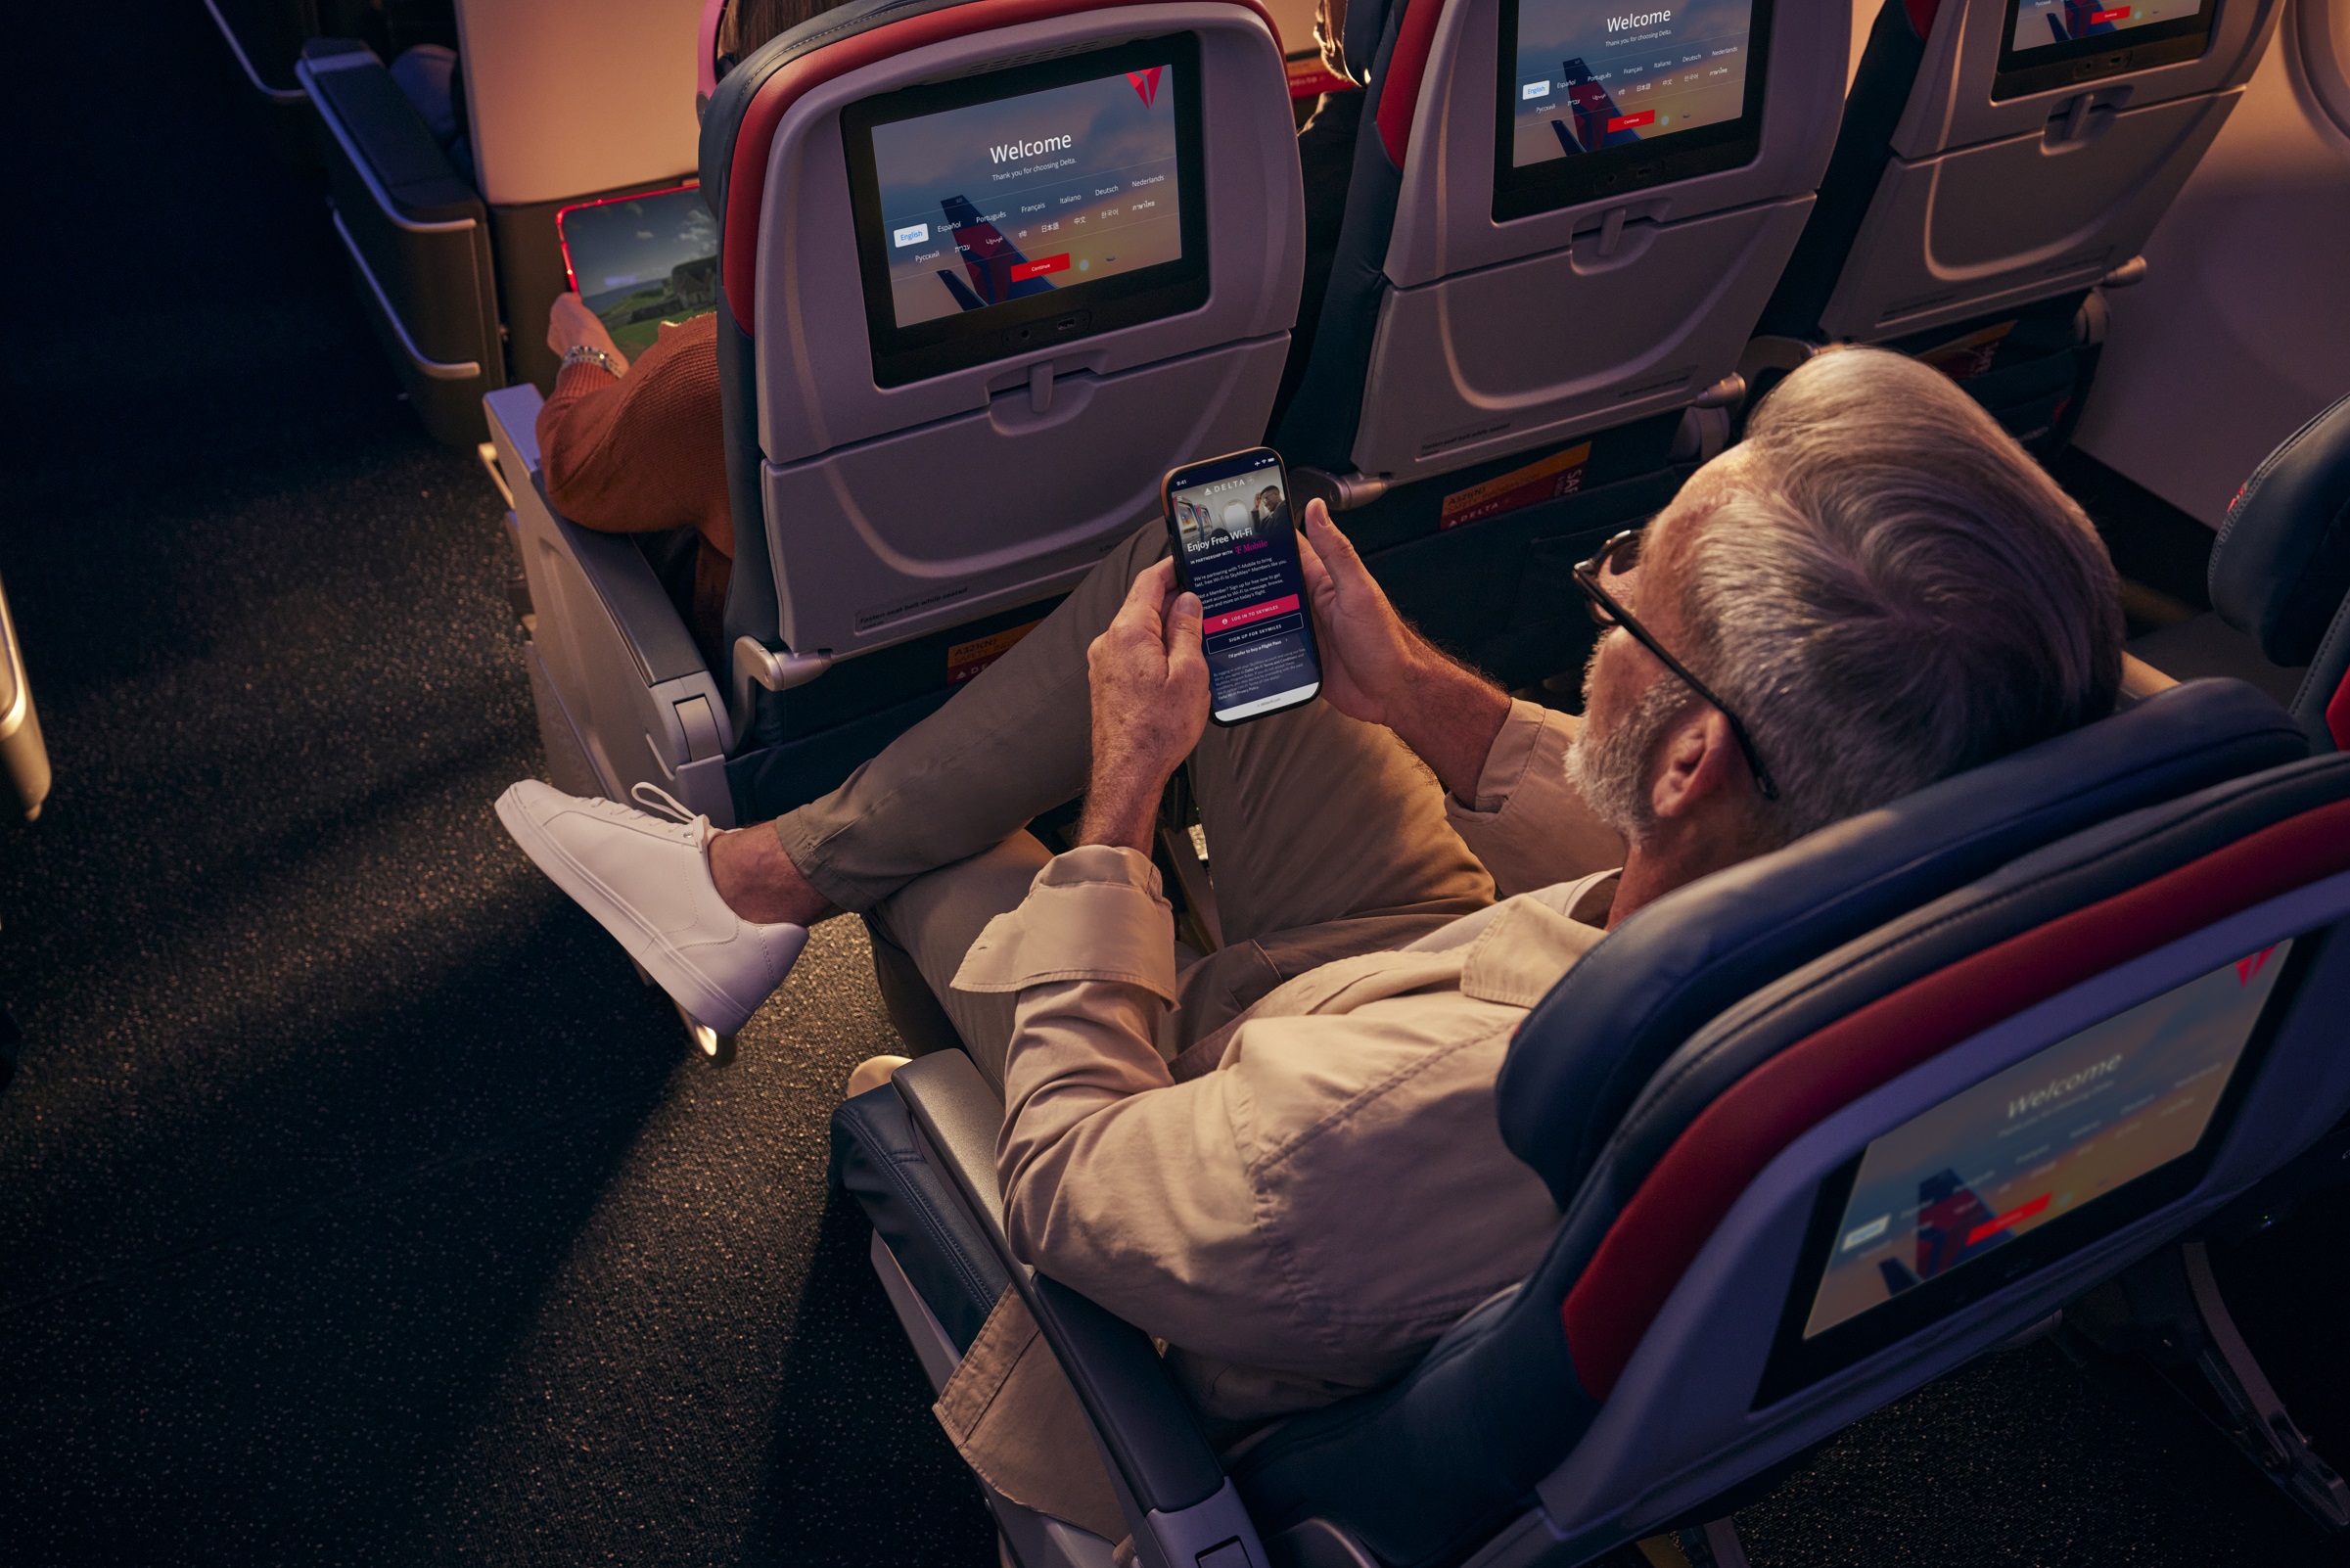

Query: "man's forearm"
left=1386, top=642, right=1512, bottom=804
left=1078, top=758, right=1164, bottom=855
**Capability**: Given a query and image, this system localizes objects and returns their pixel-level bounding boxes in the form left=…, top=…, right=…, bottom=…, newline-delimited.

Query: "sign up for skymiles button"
left=1009, top=254, right=1071, bottom=282
left=1204, top=594, right=1301, bottom=634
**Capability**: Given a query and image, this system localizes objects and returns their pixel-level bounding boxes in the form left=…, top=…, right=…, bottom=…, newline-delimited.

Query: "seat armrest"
left=894, top=1050, right=1008, bottom=1234
left=893, top=1053, right=1259, bottom=1564
left=489, top=385, right=712, bottom=690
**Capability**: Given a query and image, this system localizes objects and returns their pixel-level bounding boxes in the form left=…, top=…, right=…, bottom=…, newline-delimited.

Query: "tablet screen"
left=844, top=36, right=1209, bottom=387
left=1495, top=0, right=1770, bottom=218
left=553, top=184, right=717, bottom=361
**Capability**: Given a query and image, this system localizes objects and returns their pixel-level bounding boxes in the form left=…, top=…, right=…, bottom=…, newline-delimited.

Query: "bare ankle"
left=709, top=824, right=837, bottom=927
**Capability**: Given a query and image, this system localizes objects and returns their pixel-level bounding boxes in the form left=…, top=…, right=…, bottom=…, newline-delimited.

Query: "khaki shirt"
left=946, top=701, right=1617, bottom=1477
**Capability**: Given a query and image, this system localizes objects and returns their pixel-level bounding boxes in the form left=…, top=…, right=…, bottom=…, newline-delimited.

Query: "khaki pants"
left=773, top=524, right=1498, bottom=1082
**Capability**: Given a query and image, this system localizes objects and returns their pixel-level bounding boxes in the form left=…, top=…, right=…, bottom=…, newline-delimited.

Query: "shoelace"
left=629, top=781, right=703, bottom=827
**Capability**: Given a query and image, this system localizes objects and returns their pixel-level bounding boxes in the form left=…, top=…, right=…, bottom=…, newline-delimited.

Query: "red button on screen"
left=1008, top=254, right=1071, bottom=282
left=2090, top=7, right=2130, bottom=21
left=1606, top=110, right=1656, bottom=132
left=1203, top=594, right=1301, bottom=635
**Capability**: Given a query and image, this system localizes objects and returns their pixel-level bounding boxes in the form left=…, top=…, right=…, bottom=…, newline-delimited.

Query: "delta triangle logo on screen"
left=1128, top=67, right=1163, bottom=108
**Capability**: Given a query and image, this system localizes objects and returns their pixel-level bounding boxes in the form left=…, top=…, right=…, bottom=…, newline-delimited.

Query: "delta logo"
left=1128, top=67, right=1163, bottom=107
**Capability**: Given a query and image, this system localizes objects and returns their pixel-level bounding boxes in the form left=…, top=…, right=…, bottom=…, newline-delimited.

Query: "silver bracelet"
left=562, top=344, right=619, bottom=376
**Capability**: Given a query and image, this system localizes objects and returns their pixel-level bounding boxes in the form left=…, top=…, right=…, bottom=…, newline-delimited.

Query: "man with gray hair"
left=496, top=347, right=2121, bottom=1522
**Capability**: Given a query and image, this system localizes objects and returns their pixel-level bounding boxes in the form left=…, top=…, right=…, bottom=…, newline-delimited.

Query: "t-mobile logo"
left=1128, top=67, right=1163, bottom=107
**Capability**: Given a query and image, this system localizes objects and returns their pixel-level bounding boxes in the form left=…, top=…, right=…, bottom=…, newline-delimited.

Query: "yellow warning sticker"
left=946, top=620, right=1041, bottom=685
left=1438, top=442, right=1592, bottom=531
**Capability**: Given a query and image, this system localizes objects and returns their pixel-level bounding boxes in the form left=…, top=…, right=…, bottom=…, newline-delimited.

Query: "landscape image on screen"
left=1802, top=943, right=2291, bottom=1340
left=2009, top=0, right=2200, bottom=50
left=559, top=186, right=719, bottom=360
left=1509, top=0, right=1754, bottom=168
left=869, top=65, right=1183, bottom=329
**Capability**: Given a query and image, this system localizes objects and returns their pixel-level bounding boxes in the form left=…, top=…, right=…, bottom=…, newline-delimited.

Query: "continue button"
left=1606, top=110, right=1656, bottom=133
left=1009, top=254, right=1071, bottom=282
left=2090, top=5, right=2131, bottom=19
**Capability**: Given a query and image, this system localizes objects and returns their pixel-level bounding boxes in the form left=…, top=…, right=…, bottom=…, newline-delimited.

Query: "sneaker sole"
left=495, top=787, right=762, bottom=1035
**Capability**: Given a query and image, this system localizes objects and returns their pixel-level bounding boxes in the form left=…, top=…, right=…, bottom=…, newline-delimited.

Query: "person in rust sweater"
left=538, top=300, right=733, bottom=662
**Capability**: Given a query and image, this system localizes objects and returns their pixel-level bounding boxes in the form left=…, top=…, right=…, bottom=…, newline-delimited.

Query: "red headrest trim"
left=2327, top=669, right=2350, bottom=752
left=1903, top=0, right=1941, bottom=40
left=1374, top=0, right=1447, bottom=167
left=722, top=0, right=1279, bottom=331
left=1558, top=795, right=2350, bottom=1401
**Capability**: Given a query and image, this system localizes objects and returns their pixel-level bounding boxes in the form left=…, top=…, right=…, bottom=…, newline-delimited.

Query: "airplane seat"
left=2203, top=388, right=2350, bottom=754
left=833, top=676, right=2350, bottom=1566
left=1266, top=0, right=1848, bottom=693
left=1751, top=0, right=2285, bottom=457
left=2125, top=387, right=2350, bottom=753
left=299, top=0, right=708, bottom=444
left=485, top=0, right=1304, bottom=851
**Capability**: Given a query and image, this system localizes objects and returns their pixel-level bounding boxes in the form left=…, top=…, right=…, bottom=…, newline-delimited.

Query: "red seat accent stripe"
left=721, top=0, right=1279, bottom=331
left=1559, top=796, right=2350, bottom=1400
left=1374, top=0, right=1448, bottom=167
left=2327, top=667, right=2350, bottom=752
left=1902, top=0, right=1941, bottom=40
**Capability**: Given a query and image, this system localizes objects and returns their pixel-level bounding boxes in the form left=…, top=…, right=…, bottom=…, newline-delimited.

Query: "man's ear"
left=1648, top=705, right=1745, bottom=824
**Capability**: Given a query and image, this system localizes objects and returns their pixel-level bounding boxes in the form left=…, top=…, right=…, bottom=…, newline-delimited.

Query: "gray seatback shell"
left=1339, top=0, right=1846, bottom=484
left=748, top=4, right=1304, bottom=655
left=1816, top=0, right=2282, bottom=342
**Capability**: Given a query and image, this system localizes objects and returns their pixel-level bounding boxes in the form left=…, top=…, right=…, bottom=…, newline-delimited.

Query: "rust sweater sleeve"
left=533, top=312, right=734, bottom=560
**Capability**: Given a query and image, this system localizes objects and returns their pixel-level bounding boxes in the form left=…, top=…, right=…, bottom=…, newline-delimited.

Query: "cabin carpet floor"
left=0, top=4, right=2341, bottom=1563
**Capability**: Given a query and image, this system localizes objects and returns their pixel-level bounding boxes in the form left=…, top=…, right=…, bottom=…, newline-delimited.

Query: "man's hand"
left=1079, top=559, right=1210, bottom=853
left=546, top=293, right=629, bottom=377
left=1297, top=498, right=1419, bottom=726
left=1297, top=500, right=1510, bottom=803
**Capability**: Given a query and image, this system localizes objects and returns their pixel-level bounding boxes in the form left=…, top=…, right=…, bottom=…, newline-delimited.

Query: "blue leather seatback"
left=1229, top=679, right=2306, bottom=1565
left=2209, top=391, right=2350, bottom=752
left=1497, top=678, right=2306, bottom=1213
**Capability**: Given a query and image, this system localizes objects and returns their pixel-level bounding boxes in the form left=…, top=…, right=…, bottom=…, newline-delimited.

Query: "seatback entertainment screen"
left=844, top=36, right=1209, bottom=387
left=1993, top=0, right=2214, bottom=97
left=1494, top=0, right=1772, bottom=220
left=1757, top=940, right=2297, bottom=1404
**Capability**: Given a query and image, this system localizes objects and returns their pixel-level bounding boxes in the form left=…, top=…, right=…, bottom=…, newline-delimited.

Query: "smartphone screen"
left=1163, top=447, right=1322, bottom=724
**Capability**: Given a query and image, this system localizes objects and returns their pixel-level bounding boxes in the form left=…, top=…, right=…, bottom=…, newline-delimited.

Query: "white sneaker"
left=495, top=779, right=808, bottom=1036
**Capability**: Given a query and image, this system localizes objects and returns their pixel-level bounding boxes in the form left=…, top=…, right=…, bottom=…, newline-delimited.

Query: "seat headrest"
left=1497, top=678, right=2307, bottom=1209
left=2211, top=390, right=2350, bottom=669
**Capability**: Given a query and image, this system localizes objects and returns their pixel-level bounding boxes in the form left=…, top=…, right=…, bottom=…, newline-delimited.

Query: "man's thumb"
left=1167, top=591, right=1204, bottom=650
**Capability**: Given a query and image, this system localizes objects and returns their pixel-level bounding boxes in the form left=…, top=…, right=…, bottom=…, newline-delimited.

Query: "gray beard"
left=1563, top=667, right=1691, bottom=850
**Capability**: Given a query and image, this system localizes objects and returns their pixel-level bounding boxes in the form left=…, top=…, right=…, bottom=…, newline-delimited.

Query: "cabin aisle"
left=0, top=2, right=991, bottom=1563
left=0, top=3, right=2339, bottom=1565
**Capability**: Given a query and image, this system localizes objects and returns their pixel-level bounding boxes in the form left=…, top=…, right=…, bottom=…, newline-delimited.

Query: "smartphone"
left=1161, top=446, right=1323, bottom=725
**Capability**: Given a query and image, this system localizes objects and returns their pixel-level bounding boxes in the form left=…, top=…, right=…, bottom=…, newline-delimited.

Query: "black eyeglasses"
left=1571, top=530, right=1779, bottom=802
